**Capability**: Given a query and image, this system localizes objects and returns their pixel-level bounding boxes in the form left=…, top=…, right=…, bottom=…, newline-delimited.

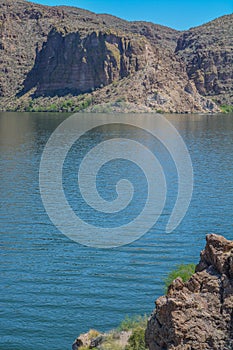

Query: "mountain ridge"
left=0, top=0, right=232, bottom=113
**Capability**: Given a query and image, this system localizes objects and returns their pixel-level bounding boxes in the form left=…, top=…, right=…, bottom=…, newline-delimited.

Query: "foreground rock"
left=145, top=234, right=233, bottom=350
left=72, top=329, right=132, bottom=350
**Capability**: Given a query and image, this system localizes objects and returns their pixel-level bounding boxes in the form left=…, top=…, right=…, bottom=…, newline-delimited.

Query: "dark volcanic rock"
left=145, top=234, right=233, bottom=350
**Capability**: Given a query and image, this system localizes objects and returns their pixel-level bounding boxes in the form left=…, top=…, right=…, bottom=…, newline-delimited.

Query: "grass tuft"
left=220, top=104, right=233, bottom=113
left=164, top=263, right=196, bottom=293
left=118, top=314, right=148, bottom=332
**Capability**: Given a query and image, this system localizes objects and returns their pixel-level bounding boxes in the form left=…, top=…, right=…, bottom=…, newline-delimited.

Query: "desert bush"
left=220, top=104, right=233, bottom=113
left=164, top=263, right=196, bottom=293
left=118, top=315, right=147, bottom=332
left=125, top=327, right=147, bottom=350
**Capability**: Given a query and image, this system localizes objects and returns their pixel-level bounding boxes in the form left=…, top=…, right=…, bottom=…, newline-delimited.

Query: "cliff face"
left=175, top=15, right=233, bottom=106
left=20, top=29, right=148, bottom=97
left=0, top=0, right=232, bottom=112
left=145, top=234, right=233, bottom=350
left=0, top=0, right=65, bottom=98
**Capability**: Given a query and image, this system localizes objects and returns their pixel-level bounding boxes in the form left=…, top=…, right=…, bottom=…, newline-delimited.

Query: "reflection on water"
left=0, top=112, right=233, bottom=350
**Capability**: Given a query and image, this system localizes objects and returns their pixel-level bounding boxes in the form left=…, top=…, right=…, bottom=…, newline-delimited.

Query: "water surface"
left=0, top=112, right=232, bottom=350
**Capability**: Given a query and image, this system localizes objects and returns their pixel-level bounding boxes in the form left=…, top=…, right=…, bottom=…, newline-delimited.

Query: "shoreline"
left=0, top=103, right=232, bottom=115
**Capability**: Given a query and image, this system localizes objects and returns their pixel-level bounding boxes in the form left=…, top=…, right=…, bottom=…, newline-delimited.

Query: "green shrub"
left=100, top=335, right=124, bottom=350
left=65, top=99, right=73, bottom=107
left=220, top=104, right=233, bottom=113
left=164, top=263, right=196, bottom=293
left=81, top=97, right=92, bottom=109
left=47, top=103, right=58, bottom=112
left=118, top=315, right=147, bottom=332
left=125, top=327, right=147, bottom=350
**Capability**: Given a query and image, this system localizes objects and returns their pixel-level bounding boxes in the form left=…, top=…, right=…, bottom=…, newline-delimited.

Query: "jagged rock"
left=72, top=330, right=131, bottom=349
left=72, top=330, right=104, bottom=349
left=72, top=338, right=83, bottom=350
left=145, top=234, right=233, bottom=350
left=90, top=335, right=105, bottom=348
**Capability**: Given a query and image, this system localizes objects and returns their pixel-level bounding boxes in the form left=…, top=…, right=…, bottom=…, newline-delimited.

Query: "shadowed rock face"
left=145, top=234, right=233, bottom=350
left=20, top=29, right=148, bottom=97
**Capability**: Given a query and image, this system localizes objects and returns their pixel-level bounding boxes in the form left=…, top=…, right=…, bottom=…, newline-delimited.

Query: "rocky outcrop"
left=87, top=56, right=218, bottom=113
left=72, top=329, right=132, bottom=350
left=175, top=15, right=233, bottom=105
left=20, top=29, right=149, bottom=97
left=145, top=234, right=233, bottom=350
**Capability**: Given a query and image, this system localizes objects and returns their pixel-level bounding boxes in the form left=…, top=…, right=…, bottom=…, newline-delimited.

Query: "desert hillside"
left=0, top=0, right=232, bottom=113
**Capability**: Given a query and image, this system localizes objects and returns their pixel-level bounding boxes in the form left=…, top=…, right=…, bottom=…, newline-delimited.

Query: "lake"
left=0, top=112, right=233, bottom=350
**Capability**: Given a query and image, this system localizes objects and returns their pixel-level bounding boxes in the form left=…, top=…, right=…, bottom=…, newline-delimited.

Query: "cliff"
left=0, top=0, right=232, bottom=113
left=176, top=15, right=233, bottom=106
left=19, top=30, right=149, bottom=97
left=145, top=234, right=233, bottom=350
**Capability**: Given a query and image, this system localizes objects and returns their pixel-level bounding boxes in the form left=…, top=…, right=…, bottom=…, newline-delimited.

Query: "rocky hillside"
left=0, top=0, right=232, bottom=113
left=176, top=15, right=233, bottom=106
left=146, top=234, right=233, bottom=350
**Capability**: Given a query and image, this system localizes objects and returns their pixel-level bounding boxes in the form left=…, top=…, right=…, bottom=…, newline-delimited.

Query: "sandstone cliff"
left=145, top=234, right=233, bottom=350
left=0, top=0, right=232, bottom=113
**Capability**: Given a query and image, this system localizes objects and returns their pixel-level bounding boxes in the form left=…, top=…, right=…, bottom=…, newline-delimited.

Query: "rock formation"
left=20, top=29, right=149, bottom=97
left=0, top=0, right=232, bottom=112
left=72, top=329, right=132, bottom=350
left=145, top=234, right=233, bottom=350
left=175, top=15, right=233, bottom=106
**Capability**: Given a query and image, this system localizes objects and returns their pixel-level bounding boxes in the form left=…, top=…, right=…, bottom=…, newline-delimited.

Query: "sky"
left=30, top=0, right=233, bottom=30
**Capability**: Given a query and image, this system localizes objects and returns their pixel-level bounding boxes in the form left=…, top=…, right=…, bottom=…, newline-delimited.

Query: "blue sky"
left=30, top=0, right=232, bottom=30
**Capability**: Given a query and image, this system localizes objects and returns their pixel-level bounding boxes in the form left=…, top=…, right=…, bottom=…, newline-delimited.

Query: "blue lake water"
left=0, top=112, right=233, bottom=350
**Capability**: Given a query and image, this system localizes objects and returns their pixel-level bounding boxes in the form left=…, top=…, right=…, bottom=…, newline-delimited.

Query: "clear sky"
left=30, top=0, right=232, bottom=30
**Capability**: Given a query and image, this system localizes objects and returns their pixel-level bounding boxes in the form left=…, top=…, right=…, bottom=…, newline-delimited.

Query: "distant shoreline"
left=1, top=1, right=232, bottom=114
